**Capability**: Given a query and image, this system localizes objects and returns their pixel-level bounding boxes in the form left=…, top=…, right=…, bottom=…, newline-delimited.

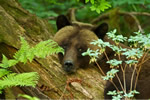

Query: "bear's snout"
left=63, top=60, right=75, bottom=73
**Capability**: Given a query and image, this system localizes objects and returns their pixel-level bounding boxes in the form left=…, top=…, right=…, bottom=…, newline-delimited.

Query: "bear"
left=53, top=15, right=150, bottom=99
left=53, top=15, right=108, bottom=73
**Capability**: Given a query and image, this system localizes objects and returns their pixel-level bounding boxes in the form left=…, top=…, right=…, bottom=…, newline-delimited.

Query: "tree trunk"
left=0, top=0, right=105, bottom=99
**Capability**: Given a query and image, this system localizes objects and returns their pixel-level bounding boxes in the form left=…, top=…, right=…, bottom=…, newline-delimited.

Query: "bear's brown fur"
left=54, top=15, right=108, bottom=73
left=54, top=15, right=150, bottom=99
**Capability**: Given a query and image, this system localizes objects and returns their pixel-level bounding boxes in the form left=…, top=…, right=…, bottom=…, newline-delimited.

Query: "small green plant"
left=0, top=37, right=64, bottom=96
left=82, top=29, right=150, bottom=99
left=77, top=0, right=111, bottom=13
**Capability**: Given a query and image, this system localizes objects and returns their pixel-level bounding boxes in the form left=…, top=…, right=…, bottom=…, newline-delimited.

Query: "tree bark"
left=0, top=0, right=105, bottom=99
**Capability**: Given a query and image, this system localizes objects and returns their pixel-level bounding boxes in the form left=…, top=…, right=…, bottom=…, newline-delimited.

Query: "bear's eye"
left=78, top=48, right=84, bottom=53
left=79, top=48, right=82, bottom=52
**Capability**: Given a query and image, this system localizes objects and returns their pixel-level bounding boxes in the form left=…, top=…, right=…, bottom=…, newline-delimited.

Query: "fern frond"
left=0, top=69, right=11, bottom=78
left=0, top=55, right=18, bottom=68
left=14, top=37, right=30, bottom=63
left=0, top=72, right=39, bottom=89
left=13, top=37, right=64, bottom=63
left=33, top=40, right=64, bottom=58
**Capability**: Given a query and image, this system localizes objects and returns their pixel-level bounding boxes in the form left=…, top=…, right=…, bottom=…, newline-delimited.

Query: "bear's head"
left=54, top=15, right=108, bottom=73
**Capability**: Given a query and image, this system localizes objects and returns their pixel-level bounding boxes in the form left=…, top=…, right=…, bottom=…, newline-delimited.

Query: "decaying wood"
left=0, top=0, right=105, bottom=99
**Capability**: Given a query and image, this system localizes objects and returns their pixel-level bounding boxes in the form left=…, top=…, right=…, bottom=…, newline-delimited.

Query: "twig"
left=130, top=64, right=137, bottom=92
left=118, top=53, right=126, bottom=93
left=119, top=11, right=143, bottom=32
left=130, top=12, right=150, bottom=17
left=95, top=61, right=119, bottom=91
left=95, top=61, right=106, bottom=76
left=104, top=51, right=110, bottom=61
left=115, top=74, right=125, bottom=93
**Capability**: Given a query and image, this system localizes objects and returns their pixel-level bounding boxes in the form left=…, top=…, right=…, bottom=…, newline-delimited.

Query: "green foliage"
left=18, top=0, right=59, bottom=18
left=18, top=94, right=40, bottom=100
left=111, top=0, right=150, bottom=8
left=107, top=90, right=139, bottom=100
left=0, top=69, right=11, bottom=78
left=110, top=45, right=127, bottom=55
left=106, top=59, right=122, bottom=67
left=0, top=72, right=39, bottom=89
left=0, top=37, right=64, bottom=95
left=18, top=0, right=150, bottom=34
left=128, top=31, right=150, bottom=49
left=14, top=37, right=64, bottom=64
left=122, top=48, right=143, bottom=59
left=107, top=29, right=127, bottom=44
left=82, top=29, right=150, bottom=99
left=124, top=90, right=139, bottom=98
left=125, top=60, right=138, bottom=65
left=102, top=69, right=119, bottom=80
left=82, top=48, right=101, bottom=63
left=84, top=0, right=111, bottom=14
left=107, top=90, right=124, bottom=100
left=91, top=39, right=110, bottom=53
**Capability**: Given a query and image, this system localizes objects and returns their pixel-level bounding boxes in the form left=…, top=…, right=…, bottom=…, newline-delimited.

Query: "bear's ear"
left=56, top=15, right=71, bottom=30
left=93, top=23, right=108, bottom=39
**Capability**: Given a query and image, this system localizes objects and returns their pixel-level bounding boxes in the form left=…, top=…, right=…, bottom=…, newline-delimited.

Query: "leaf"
left=122, top=48, right=143, bottom=59
left=102, top=69, right=119, bottom=80
left=85, top=0, right=90, bottom=3
left=107, top=90, right=117, bottom=95
left=112, top=94, right=123, bottom=100
left=0, top=55, right=9, bottom=68
left=107, top=59, right=122, bottom=66
left=90, top=0, right=94, bottom=4
left=13, top=37, right=64, bottom=64
left=89, top=0, right=111, bottom=14
left=107, top=29, right=127, bottom=43
left=0, top=69, right=11, bottom=78
left=0, top=72, right=39, bottom=89
left=14, top=37, right=30, bottom=63
left=0, top=55, right=18, bottom=68
left=125, top=60, right=138, bottom=65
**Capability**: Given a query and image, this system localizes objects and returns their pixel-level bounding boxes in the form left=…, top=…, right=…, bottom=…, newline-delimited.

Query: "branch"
left=67, top=8, right=77, bottom=22
left=67, top=8, right=94, bottom=29
left=91, top=10, right=145, bottom=32
left=47, top=16, right=57, bottom=20
left=130, top=12, right=150, bottom=17
left=91, top=13, right=109, bottom=24
left=119, top=11, right=143, bottom=32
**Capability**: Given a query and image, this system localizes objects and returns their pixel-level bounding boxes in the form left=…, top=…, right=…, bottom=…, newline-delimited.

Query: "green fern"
left=0, top=72, right=39, bottom=89
left=0, top=69, right=11, bottom=78
left=14, top=37, right=64, bottom=63
left=14, top=37, right=30, bottom=63
left=0, top=55, right=18, bottom=68
left=0, top=37, right=64, bottom=95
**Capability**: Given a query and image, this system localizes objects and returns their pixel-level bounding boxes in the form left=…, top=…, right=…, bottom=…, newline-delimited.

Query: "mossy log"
left=0, top=0, right=105, bottom=99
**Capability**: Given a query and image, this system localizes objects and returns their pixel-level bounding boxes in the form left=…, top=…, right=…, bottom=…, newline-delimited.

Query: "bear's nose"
left=64, top=61, right=74, bottom=72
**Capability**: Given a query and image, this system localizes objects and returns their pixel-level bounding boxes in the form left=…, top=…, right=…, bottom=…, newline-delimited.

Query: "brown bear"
left=54, top=15, right=150, bottom=99
left=53, top=15, right=107, bottom=73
